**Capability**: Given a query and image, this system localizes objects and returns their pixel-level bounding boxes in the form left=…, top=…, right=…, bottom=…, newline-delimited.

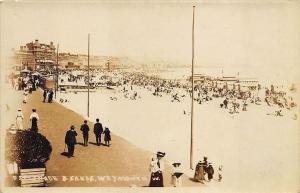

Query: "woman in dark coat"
left=207, top=163, right=214, bottom=181
left=104, top=127, right=111, bottom=147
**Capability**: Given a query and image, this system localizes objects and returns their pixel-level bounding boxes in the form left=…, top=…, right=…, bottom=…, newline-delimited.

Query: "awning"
left=36, top=59, right=54, bottom=63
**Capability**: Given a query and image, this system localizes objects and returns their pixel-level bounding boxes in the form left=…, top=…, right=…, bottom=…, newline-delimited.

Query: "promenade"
left=10, top=89, right=202, bottom=187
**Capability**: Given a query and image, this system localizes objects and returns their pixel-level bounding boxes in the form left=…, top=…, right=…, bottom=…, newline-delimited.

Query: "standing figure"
left=93, top=118, right=103, bottom=146
left=203, top=157, right=208, bottom=179
left=64, top=125, right=77, bottom=158
left=48, top=90, right=54, bottom=103
left=80, top=120, right=89, bottom=146
left=218, top=165, right=223, bottom=182
left=149, top=151, right=166, bottom=187
left=223, top=98, right=228, bottom=109
left=194, top=161, right=205, bottom=182
left=171, top=162, right=183, bottom=187
left=16, top=108, right=24, bottom=130
left=207, top=163, right=214, bottom=181
left=104, top=127, right=111, bottom=147
left=29, top=109, right=39, bottom=132
left=43, top=89, right=47, bottom=102
left=23, top=89, right=28, bottom=103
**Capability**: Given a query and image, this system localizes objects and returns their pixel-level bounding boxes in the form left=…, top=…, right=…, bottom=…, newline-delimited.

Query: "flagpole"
left=190, top=5, right=195, bottom=170
left=87, top=34, right=90, bottom=117
left=55, top=43, right=59, bottom=99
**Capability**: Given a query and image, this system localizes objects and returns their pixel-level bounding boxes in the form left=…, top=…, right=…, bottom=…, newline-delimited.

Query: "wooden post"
left=190, top=5, right=195, bottom=170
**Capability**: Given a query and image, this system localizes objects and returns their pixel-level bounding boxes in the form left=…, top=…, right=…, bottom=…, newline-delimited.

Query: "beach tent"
left=21, top=69, right=31, bottom=73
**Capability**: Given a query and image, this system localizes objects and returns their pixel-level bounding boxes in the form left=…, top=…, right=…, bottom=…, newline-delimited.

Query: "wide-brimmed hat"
left=172, top=162, right=181, bottom=167
left=156, top=151, right=166, bottom=157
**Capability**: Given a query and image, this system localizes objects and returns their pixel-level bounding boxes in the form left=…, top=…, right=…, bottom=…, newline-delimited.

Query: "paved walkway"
left=13, top=89, right=203, bottom=187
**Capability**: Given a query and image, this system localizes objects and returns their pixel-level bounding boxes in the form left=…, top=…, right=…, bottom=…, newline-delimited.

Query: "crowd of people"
left=148, top=151, right=221, bottom=187
left=6, top=68, right=297, bottom=187
left=57, top=69, right=297, bottom=117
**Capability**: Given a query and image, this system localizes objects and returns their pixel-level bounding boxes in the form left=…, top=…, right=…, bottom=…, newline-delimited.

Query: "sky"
left=1, top=0, right=300, bottom=73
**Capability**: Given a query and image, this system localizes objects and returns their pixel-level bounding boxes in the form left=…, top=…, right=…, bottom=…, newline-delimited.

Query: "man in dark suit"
left=93, top=118, right=103, bottom=146
left=48, top=89, right=54, bottom=103
left=80, top=120, right=90, bottom=146
left=65, top=125, right=77, bottom=158
left=43, top=89, right=47, bottom=102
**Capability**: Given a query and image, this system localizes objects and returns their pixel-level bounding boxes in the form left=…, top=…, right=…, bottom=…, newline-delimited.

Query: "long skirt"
left=31, top=118, right=38, bottom=132
left=149, top=171, right=164, bottom=187
left=194, top=166, right=205, bottom=182
left=16, top=117, right=23, bottom=130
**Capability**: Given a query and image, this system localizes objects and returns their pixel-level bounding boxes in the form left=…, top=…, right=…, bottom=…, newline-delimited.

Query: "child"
left=104, top=127, right=111, bottom=147
left=171, top=162, right=183, bottom=187
left=218, top=165, right=223, bottom=182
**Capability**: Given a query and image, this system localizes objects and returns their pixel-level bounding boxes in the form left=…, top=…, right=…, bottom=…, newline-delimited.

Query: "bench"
left=19, top=168, right=46, bottom=187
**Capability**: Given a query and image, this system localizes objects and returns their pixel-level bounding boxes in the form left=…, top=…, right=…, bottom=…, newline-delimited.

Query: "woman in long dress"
left=149, top=151, right=165, bottom=187
left=194, top=161, right=205, bottom=182
left=29, top=109, right=39, bottom=132
left=16, top=109, right=24, bottom=130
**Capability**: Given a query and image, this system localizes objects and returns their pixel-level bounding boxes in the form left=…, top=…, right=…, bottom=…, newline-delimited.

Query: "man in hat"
left=65, top=125, right=77, bottom=158
left=48, top=89, right=54, bottom=103
left=149, top=151, right=166, bottom=187
left=80, top=120, right=90, bottom=146
left=93, top=118, right=103, bottom=146
left=43, top=89, right=47, bottom=102
left=16, top=108, right=24, bottom=130
left=171, top=162, right=183, bottom=187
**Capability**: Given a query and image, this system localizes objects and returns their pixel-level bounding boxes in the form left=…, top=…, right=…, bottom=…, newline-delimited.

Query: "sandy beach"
left=55, top=83, right=299, bottom=192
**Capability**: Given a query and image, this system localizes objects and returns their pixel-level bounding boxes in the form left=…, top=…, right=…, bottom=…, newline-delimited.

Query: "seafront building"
left=12, top=39, right=56, bottom=71
left=12, top=39, right=134, bottom=72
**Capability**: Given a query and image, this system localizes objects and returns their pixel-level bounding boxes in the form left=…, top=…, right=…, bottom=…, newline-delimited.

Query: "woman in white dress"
left=16, top=108, right=24, bottom=130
